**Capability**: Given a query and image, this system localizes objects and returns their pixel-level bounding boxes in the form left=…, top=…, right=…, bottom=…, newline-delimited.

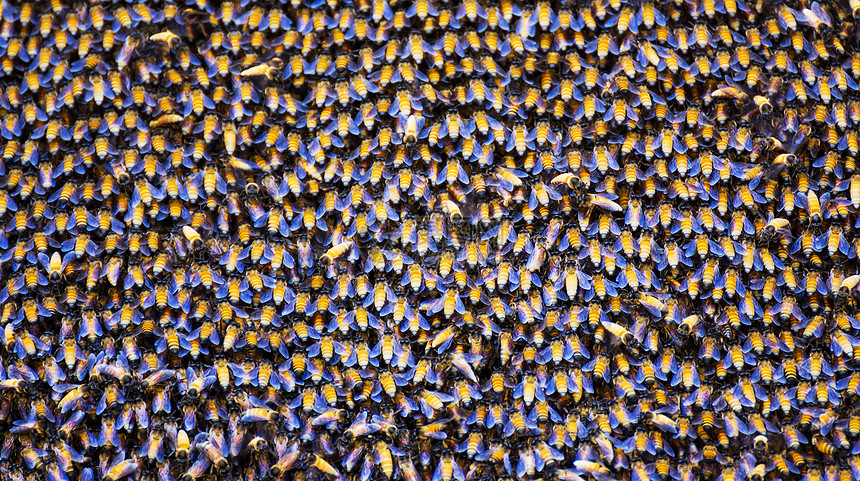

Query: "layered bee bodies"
left=1, top=1, right=858, bottom=481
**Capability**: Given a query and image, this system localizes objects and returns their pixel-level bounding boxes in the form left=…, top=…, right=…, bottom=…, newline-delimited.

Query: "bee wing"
left=449, top=355, right=478, bottom=383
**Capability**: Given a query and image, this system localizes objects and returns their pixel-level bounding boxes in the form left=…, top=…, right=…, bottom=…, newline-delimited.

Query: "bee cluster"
left=3, top=0, right=860, bottom=480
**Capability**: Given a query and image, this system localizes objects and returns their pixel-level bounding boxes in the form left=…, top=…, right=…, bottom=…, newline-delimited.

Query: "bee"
left=103, top=458, right=139, bottom=481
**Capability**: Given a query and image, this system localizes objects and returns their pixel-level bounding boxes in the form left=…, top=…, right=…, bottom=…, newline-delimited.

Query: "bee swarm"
left=0, top=0, right=859, bottom=481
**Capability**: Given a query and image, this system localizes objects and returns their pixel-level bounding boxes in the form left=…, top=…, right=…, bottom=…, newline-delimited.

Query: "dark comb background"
left=0, top=0, right=859, bottom=481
